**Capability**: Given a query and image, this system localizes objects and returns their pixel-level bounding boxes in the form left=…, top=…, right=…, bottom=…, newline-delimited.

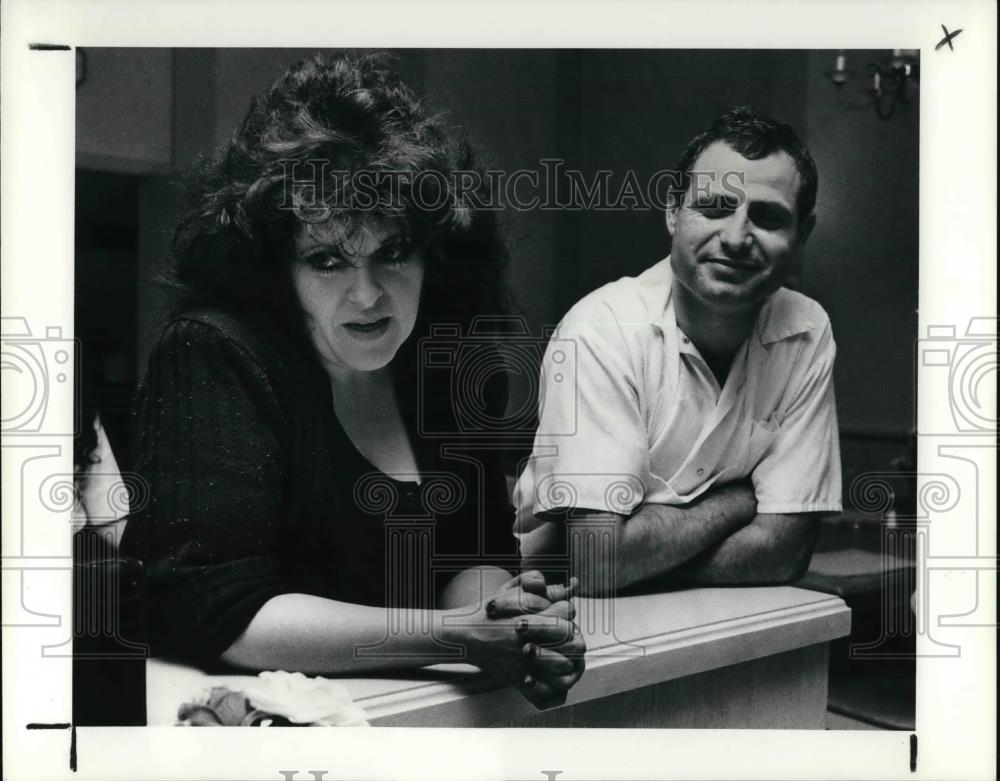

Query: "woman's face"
left=290, top=217, right=425, bottom=377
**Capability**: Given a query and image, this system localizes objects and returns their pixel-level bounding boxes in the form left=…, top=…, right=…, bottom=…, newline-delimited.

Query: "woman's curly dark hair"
left=171, top=52, right=511, bottom=344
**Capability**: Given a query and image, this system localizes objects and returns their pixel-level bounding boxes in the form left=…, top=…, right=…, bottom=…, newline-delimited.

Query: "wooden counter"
left=147, top=586, right=850, bottom=728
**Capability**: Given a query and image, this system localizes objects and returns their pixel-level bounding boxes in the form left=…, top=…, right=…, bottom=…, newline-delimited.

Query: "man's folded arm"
left=550, top=481, right=755, bottom=595
left=553, top=485, right=824, bottom=595
left=667, top=511, right=826, bottom=586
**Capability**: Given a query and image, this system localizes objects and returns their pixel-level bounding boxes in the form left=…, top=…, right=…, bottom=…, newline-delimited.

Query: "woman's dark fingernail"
left=523, top=643, right=537, bottom=659
left=516, top=618, right=529, bottom=635
left=524, top=674, right=536, bottom=687
left=486, top=599, right=497, bottom=617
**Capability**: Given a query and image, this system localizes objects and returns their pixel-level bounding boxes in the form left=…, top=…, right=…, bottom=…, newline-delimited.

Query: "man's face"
left=666, top=141, right=814, bottom=314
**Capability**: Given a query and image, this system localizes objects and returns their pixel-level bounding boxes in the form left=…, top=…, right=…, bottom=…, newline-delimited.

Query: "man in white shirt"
left=516, top=107, right=842, bottom=594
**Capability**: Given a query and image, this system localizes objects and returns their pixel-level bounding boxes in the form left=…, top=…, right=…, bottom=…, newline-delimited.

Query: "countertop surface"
left=148, top=585, right=850, bottom=726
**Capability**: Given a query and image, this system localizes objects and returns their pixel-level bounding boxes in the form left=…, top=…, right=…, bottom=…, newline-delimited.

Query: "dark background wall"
left=75, top=48, right=919, bottom=508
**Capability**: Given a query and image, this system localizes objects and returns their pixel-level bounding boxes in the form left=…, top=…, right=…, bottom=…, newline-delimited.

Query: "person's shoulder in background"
left=73, top=413, right=129, bottom=549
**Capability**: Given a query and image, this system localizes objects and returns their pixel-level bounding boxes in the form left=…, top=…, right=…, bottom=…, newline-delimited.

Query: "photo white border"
left=2, top=1, right=996, bottom=780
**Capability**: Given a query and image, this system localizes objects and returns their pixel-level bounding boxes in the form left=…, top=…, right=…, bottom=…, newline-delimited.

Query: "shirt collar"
left=635, top=258, right=675, bottom=333
left=755, top=290, right=817, bottom=344
left=640, top=256, right=816, bottom=345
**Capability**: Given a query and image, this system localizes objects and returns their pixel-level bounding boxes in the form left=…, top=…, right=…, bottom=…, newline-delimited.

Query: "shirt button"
left=405, top=489, right=419, bottom=503
left=682, top=337, right=690, bottom=344
left=696, top=468, right=705, bottom=477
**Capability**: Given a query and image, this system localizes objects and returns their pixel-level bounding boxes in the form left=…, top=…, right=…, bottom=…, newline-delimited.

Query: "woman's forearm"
left=438, top=566, right=513, bottom=609
left=219, top=593, right=479, bottom=675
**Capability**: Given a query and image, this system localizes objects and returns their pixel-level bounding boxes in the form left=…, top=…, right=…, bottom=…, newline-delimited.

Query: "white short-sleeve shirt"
left=515, top=258, right=842, bottom=540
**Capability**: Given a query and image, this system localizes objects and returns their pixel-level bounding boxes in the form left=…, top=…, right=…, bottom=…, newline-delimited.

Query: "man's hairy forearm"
left=569, top=482, right=758, bottom=595
left=671, top=512, right=824, bottom=586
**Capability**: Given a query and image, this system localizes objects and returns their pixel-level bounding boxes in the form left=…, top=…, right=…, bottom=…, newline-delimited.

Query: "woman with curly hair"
left=121, top=53, right=584, bottom=710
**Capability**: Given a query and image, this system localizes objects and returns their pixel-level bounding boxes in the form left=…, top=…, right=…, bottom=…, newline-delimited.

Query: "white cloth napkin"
left=242, top=671, right=369, bottom=726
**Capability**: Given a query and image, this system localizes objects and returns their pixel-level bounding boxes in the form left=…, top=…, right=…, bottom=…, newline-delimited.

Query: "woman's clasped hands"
left=451, top=571, right=586, bottom=710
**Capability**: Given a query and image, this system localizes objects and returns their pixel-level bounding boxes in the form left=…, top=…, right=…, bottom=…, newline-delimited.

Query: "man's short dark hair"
left=670, top=106, right=819, bottom=225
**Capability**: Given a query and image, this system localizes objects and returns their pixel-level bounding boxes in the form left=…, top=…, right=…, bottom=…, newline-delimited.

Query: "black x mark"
left=935, top=24, right=963, bottom=51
